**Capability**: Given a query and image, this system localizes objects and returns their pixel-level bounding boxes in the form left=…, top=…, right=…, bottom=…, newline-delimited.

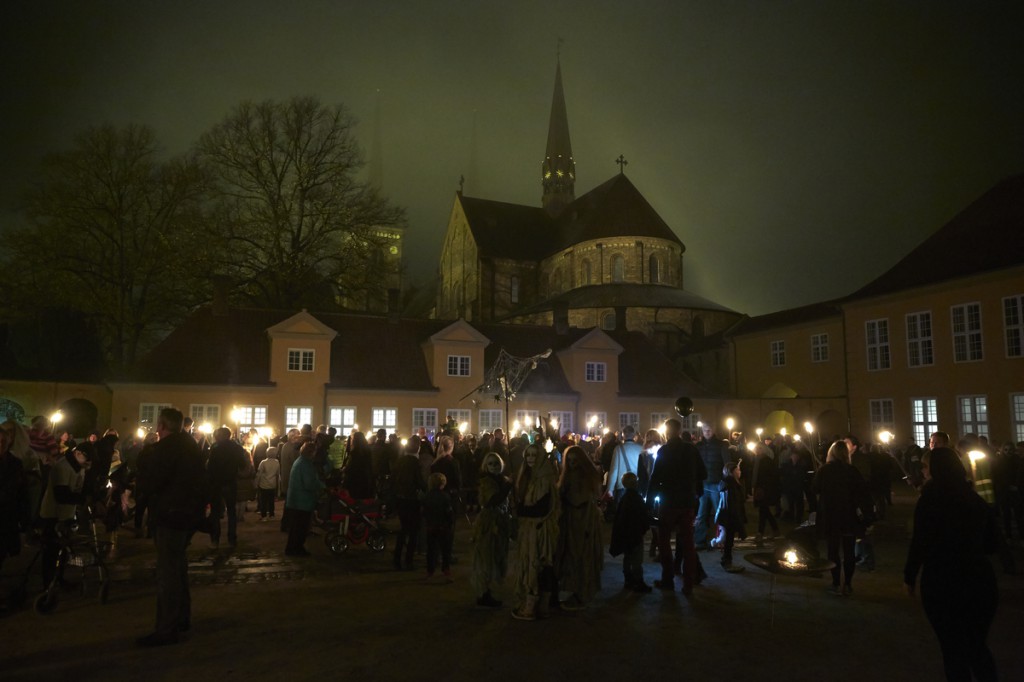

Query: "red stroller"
left=316, top=488, right=388, bottom=554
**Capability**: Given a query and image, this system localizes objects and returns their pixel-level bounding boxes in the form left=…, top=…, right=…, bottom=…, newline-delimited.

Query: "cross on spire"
left=616, top=154, right=628, bottom=174
left=458, top=174, right=465, bottom=194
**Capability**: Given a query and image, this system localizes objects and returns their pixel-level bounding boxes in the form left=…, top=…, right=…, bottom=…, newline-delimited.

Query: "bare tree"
left=6, top=124, right=211, bottom=371
left=197, top=96, right=405, bottom=310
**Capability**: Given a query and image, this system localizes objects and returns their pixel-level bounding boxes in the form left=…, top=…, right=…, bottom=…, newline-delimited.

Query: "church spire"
left=541, top=57, right=575, bottom=216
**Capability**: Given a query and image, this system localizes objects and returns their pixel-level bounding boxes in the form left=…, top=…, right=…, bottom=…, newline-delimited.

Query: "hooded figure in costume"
left=471, top=452, right=513, bottom=607
left=555, top=445, right=604, bottom=609
left=511, top=443, right=560, bottom=620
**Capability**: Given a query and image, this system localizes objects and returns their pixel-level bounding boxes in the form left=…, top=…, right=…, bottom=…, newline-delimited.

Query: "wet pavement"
left=2, top=490, right=1023, bottom=681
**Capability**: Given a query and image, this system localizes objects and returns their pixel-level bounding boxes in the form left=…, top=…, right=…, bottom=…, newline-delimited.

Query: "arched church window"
left=611, top=254, right=624, bottom=282
left=649, top=254, right=661, bottom=283
left=581, top=259, right=592, bottom=285
left=510, top=275, right=519, bottom=304
left=601, top=311, right=616, bottom=330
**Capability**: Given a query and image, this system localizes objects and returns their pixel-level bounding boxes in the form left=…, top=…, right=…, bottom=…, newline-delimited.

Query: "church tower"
left=541, top=60, right=575, bottom=216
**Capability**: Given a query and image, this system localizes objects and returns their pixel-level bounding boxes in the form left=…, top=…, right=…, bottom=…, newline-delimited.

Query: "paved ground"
left=2, top=489, right=1022, bottom=681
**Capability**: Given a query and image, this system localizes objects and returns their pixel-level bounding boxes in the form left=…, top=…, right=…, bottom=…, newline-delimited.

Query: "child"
left=717, top=461, right=747, bottom=573
left=423, top=472, right=454, bottom=582
left=609, top=472, right=653, bottom=592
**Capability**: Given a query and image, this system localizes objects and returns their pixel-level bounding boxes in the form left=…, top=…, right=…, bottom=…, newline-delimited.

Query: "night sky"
left=3, top=1, right=1022, bottom=315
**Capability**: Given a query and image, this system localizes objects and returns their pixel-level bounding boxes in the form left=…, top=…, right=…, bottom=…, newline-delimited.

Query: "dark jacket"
left=717, top=475, right=747, bottom=531
left=208, top=439, right=248, bottom=488
left=430, top=456, right=462, bottom=501
left=422, top=487, right=454, bottom=531
left=391, top=453, right=426, bottom=500
left=143, top=431, right=206, bottom=531
left=0, top=451, right=29, bottom=555
left=648, top=437, right=706, bottom=509
left=697, top=436, right=729, bottom=485
left=811, top=460, right=869, bottom=536
left=609, top=487, right=650, bottom=556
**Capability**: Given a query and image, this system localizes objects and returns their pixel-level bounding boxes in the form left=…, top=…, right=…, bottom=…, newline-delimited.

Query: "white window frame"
left=412, top=408, right=438, bottom=435
left=1003, top=295, right=1024, bottom=358
left=446, top=409, right=472, bottom=433
left=549, top=411, right=574, bottom=436
left=139, top=403, right=173, bottom=428
left=958, top=395, right=988, bottom=438
left=235, top=405, right=268, bottom=432
left=951, top=303, right=983, bottom=363
left=585, top=361, right=607, bottom=382
left=372, top=407, right=398, bottom=436
left=619, top=412, right=640, bottom=431
left=478, top=409, right=503, bottom=433
left=447, top=355, right=471, bottom=377
left=906, top=311, right=934, bottom=368
left=515, top=410, right=539, bottom=431
left=910, top=398, right=938, bottom=448
left=1011, top=393, right=1024, bottom=444
left=328, top=407, right=357, bottom=437
left=190, top=404, right=220, bottom=426
left=650, top=412, right=670, bottom=430
left=869, top=399, right=895, bottom=436
left=584, top=411, right=607, bottom=435
left=287, top=348, right=315, bottom=372
left=682, top=413, right=702, bottom=434
left=811, top=333, right=829, bottom=363
left=866, top=319, right=891, bottom=371
left=771, top=340, right=785, bottom=367
left=285, top=406, right=313, bottom=430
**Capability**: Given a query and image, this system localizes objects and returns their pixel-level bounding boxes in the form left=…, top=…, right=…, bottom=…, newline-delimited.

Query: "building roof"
left=507, top=282, right=738, bottom=319
left=458, top=195, right=553, bottom=260
left=727, top=301, right=844, bottom=337
left=129, top=307, right=703, bottom=398
left=553, top=173, right=684, bottom=251
left=851, top=173, right=1024, bottom=300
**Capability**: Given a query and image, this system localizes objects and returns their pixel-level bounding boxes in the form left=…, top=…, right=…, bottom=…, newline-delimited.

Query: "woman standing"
left=751, top=442, right=780, bottom=545
left=904, top=447, right=999, bottom=682
left=511, top=443, right=560, bottom=621
left=284, top=443, right=324, bottom=557
left=471, top=452, right=512, bottom=607
left=556, top=445, right=604, bottom=610
left=811, top=440, right=867, bottom=595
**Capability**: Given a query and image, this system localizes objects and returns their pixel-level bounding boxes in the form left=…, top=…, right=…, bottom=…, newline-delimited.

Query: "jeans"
left=154, top=526, right=191, bottom=636
left=694, top=486, right=720, bottom=546
left=658, top=506, right=696, bottom=590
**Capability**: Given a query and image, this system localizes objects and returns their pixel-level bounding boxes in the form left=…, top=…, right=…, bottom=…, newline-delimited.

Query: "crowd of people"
left=1, top=409, right=1019, bottom=677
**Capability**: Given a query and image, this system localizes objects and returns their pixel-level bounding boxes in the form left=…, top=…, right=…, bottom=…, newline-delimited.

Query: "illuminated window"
left=951, top=303, right=983, bottom=362
left=285, top=406, right=313, bottom=430
left=139, top=403, right=173, bottom=428
left=235, top=405, right=268, bottom=431
left=447, top=355, right=471, bottom=377
left=771, top=340, right=785, bottom=367
left=958, top=395, right=988, bottom=438
left=866, top=319, right=890, bottom=370
left=906, top=312, right=934, bottom=367
left=372, top=407, right=397, bottom=435
left=328, top=407, right=357, bottom=436
left=287, top=349, right=315, bottom=372
left=515, top=410, right=539, bottom=429
left=650, top=413, right=670, bottom=430
left=585, top=361, right=607, bottom=382
left=412, top=408, right=438, bottom=435
left=910, top=398, right=938, bottom=448
left=1003, top=295, right=1023, bottom=358
left=446, top=409, right=471, bottom=433
left=549, top=411, right=574, bottom=435
left=1012, top=394, right=1024, bottom=443
left=190, top=404, right=220, bottom=426
left=584, top=412, right=607, bottom=433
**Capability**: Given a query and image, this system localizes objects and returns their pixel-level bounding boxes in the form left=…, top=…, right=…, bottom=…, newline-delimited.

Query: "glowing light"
left=657, top=423, right=667, bottom=436
left=588, top=416, right=597, bottom=427
left=198, top=422, right=213, bottom=434
left=725, top=417, right=735, bottom=431
left=50, top=410, right=63, bottom=425
left=804, top=421, right=814, bottom=435
left=549, top=418, right=559, bottom=431
left=879, top=430, right=893, bottom=445
left=756, top=428, right=764, bottom=438
left=603, top=428, right=610, bottom=435
left=746, top=441, right=756, bottom=452
left=780, top=427, right=787, bottom=437
left=544, top=438, right=554, bottom=453
left=535, top=417, right=541, bottom=428
left=401, top=438, right=408, bottom=447
left=352, top=423, right=359, bottom=432
left=784, top=550, right=798, bottom=565
left=793, top=434, right=802, bottom=442
left=230, top=407, right=241, bottom=423
left=512, top=420, right=521, bottom=434
left=458, top=422, right=468, bottom=434
left=136, top=428, right=145, bottom=439
left=696, top=421, right=703, bottom=429
left=968, top=450, right=986, bottom=462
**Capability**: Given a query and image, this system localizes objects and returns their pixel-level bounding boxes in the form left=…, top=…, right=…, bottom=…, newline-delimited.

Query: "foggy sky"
left=3, top=0, right=1022, bottom=316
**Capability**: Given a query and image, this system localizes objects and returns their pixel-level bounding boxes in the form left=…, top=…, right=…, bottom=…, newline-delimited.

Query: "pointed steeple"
left=541, top=59, right=575, bottom=216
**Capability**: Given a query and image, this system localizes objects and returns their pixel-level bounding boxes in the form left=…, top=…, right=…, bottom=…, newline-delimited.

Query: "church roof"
left=850, top=173, right=1024, bottom=300
left=553, top=174, right=685, bottom=251
left=509, top=283, right=738, bottom=318
left=458, top=195, right=552, bottom=260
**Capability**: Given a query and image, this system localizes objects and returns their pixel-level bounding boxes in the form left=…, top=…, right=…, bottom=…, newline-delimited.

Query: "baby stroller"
left=316, top=487, right=388, bottom=554
left=33, top=514, right=112, bottom=614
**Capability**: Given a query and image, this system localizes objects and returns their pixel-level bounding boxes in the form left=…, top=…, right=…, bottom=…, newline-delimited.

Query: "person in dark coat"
left=0, top=424, right=29, bottom=608
left=342, top=431, right=375, bottom=499
left=391, top=443, right=426, bottom=570
left=609, top=472, right=652, bottom=592
left=904, top=447, right=1000, bottom=682
left=717, top=461, right=747, bottom=572
left=207, top=427, right=248, bottom=548
left=751, top=442, right=780, bottom=544
left=811, top=440, right=869, bottom=596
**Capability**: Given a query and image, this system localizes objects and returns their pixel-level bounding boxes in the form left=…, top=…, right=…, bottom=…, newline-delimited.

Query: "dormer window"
left=288, top=349, right=315, bottom=372
left=447, top=355, right=471, bottom=377
left=585, top=361, right=607, bottom=382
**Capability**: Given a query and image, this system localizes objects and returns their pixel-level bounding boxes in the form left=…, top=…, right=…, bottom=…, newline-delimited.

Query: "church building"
left=436, top=61, right=742, bottom=355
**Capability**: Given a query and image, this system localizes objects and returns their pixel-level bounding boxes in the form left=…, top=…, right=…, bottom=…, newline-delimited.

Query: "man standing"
left=649, top=418, right=706, bottom=594
left=137, top=407, right=205, bottom=647
left=695, top=423, right=729, bottom=549
left=845, top=433, right=876, bottom=571
left=605, top=425, right=643, bottom=506
left=207, top=427, right=248, bottom=549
